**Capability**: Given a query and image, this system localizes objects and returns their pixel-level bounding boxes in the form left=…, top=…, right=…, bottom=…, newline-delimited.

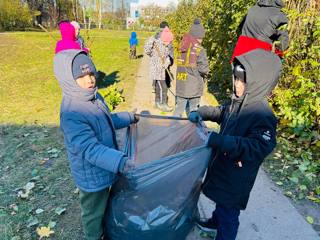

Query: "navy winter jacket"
left=197, top=49, right=281, bottom=209
left=54, top=50, right=134, bottom=192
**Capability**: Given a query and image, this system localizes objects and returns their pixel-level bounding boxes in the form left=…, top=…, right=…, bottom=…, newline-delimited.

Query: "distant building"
left=139, top=4, right=170, bottom=20
left=126, top=2, right=170, bottom=29
left=130, top=3, right=140, bottom=19
left=112, top=0, right=138, bottom=12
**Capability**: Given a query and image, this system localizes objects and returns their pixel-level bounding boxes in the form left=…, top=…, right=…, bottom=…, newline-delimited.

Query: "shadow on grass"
left=97, top=70, right=120, bottom=88
left=0, top=124, right=83, bottom=240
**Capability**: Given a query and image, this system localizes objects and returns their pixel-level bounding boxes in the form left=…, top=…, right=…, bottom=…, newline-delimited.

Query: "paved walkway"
left=131, top=55, right=320, bottom=240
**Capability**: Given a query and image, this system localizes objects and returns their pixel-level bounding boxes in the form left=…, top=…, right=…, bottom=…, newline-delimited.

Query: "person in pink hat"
left=144, top=26, right=174, bottom=112
left=55, top=21, right=89, bottom=54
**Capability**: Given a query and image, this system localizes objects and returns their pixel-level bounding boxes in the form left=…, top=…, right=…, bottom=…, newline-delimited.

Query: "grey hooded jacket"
left=53, top=50, right=134, bottom=192
left=197, top=49, right=281, bottom=209
left=241, top=0, right=289, bottom=51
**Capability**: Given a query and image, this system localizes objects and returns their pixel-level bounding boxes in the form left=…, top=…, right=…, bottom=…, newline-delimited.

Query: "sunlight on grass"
left=0, top=30, right=152, bottom=124
left=0, top=29, right=152, bottom=239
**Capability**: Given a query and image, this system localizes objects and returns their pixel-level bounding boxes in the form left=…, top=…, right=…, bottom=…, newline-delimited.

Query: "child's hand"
left=118, top=157, right=135, bottom=173
left=188, top=111, right=201, bottom=123
left=206, top=131, right=223, bottom=148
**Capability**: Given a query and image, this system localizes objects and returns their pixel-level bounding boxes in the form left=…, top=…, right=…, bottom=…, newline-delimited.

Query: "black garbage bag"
left=105, top=115, right=212, bottom=240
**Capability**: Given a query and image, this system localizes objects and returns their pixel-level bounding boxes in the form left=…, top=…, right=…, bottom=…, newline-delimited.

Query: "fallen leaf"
left=18, top=182, right=35, bottom=199
left=11, top=236, right=21, bottom=240
left=307, top=196, right=320, bottom=204
left=31, top=169, right=39, bottom=176
left=9, top=204, right=18, bottom=212
left=25, top=182, right=35, bottom=192
left=36, top=226, right=54, bottom=239
left=50, top=153, right=59, bottom=158
left=17, top=190, right=29, bottom=199
left=40, top=160, right=46, bottom=165
left=48, top=221, right=56, bottom=228
left=306, top=216, right=314, bottom=224
left=27, top=217, right=39, bottom=228
left=54, top=207, right=66, bottom=215
left=35, top=208, right=44, bottom=214
left=31, top=176, right=41, bottom=181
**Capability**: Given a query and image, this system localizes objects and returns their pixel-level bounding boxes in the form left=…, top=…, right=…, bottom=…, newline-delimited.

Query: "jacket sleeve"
left=111, top=112, right=134, bottom=129
left=144, top=37, right=155, bottom=56
left=214, top=115, right=277, bottom=163
left=197, top=48, right=209, bottom=78
left=61, top=112, right=124, bottom=173
left=198, top=105, right=224, bottom=124
left=275, top=29, right=289, bottom=51
left=270, top=12, right=288, bottom=33
left=168, top=43, right=174, bottom=64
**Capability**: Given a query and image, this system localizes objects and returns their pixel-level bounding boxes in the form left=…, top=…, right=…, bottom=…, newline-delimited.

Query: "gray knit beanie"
left=189, top=18, right=205, bottom=39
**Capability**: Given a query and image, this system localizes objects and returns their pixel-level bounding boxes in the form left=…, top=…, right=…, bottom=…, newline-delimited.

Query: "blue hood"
left=129, top=32, right=138, bottom=46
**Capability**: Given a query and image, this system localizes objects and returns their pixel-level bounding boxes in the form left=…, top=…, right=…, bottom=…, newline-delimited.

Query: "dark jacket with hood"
left=53, top=50, right=134, bottom=192
left=176, top=33, right=209, bottom=98
left=197, top=49, right=281, bottom=210
left=241, top=0, right=289, bottom=50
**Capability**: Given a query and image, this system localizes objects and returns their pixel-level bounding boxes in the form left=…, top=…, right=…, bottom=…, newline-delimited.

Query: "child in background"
left=231, top=0, right=289, bottom=62
left=129, top=31, right=138, bottom=59
left=144, top=27, right=174, bottom=112
left=71, top=21, right=89, bottom=53
left=174, top=19, right=209, bottom=117
left=55, top=21, right=82, bottom=54
left=152, top=21, right=174, bottom=92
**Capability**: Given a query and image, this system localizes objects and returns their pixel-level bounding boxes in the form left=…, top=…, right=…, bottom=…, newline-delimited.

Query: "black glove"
left=130, top=109, right=139, bottom=124
left=118, top=156, right=135, bottom=173
left=133, top=114, right=140, bottom=124
left=188, top=111, right=201, bottom=123
left=206, top=131, right=223, bottom=149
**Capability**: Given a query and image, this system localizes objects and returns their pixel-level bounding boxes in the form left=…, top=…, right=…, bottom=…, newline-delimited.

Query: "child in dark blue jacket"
left=53, top=50, right=138, bottom=239
left=129, top=31, right=138, bottom=59
left=189, top=49, right=281, bottom=240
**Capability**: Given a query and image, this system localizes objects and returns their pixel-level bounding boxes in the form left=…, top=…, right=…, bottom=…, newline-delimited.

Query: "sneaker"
left=159, top=103, right=173, bottom=112
left=196, top=218, right=217, bottom=233
left=154, top=102, right=162, bottom=109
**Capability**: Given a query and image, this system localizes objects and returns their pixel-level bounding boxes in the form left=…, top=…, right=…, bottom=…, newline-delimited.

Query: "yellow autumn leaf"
left=36, top=226, right=54, bottom=239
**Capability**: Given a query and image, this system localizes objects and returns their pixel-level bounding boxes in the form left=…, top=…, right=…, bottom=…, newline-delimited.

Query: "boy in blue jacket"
left=54, top=50, right=138, bottom=240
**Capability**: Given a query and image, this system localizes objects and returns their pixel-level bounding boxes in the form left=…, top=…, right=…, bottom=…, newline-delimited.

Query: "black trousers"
left=155, top=80, right=168, bottom=104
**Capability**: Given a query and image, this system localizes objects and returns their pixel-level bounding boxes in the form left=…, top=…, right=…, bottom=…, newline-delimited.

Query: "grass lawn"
left=0, top=29, right=152, bottom=239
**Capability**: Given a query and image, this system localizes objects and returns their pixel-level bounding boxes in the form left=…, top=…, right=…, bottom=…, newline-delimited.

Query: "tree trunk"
left=83, top=6, right=87, bottom=29
left=98, top=0, right=102, bottom=29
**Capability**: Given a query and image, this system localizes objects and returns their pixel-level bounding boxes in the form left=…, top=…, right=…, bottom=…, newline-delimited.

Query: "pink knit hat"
left=161, top=27, right=174, bottom=43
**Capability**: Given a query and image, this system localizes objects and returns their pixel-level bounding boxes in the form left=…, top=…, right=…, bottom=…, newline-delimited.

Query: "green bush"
left=167, top=0, right=255, bottom=98
left=167, top=0, right=320, bottom=201
left=98, top=85, right=124, bottom=111
left=0, top=0, right=32, bottom=31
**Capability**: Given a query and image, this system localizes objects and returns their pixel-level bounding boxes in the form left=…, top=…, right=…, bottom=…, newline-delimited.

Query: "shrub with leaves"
left=167, top=0, right=255, bottom=98
left=0, top=0, right=32, bottom=31
left=167, top=0, right=320, bottom=203
left=98, top=85, right=124, bottom=111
